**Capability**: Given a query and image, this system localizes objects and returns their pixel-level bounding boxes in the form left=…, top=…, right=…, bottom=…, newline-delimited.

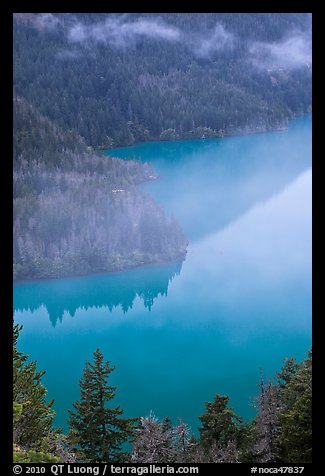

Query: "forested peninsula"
left=13, top=96, right=187, bottom=280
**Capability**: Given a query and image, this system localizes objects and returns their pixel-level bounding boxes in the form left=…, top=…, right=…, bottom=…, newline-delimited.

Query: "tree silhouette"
left=68, top=349, right=136, bottom=462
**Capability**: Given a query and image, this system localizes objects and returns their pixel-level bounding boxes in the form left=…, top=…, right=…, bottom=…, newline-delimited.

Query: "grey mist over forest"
left=23, top=13, right=312, bottom=68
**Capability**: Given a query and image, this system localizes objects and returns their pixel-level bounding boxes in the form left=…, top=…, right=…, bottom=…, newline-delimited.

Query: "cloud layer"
left=16, top=13, right=311, bottom=69
left=14, top=13, right=62, bottom=31
left=249, top=31, right=312, bottom=70
left=192, top=24, right=234, bottom=58
left=65, top=15, right=236, bottom=59
left=68, top=16, right=181, bottom=47
left=38, top=13, right=62, bottom=30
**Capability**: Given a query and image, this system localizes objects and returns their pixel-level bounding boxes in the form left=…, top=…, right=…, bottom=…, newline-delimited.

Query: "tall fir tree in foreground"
left=194, top=394, right=242, bottom=462
left=13, top=324, right=63, bottom=462
left=68, top=348, right=136, bottom=462
left=277, top=350, right=312, bottom=463
left=198, top=394, right=242, bottom=448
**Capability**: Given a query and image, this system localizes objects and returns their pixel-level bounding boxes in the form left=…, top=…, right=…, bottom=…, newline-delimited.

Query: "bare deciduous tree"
left=252, top=373, right=282, bottom=462
left=131, top=412, right=192, bottom=463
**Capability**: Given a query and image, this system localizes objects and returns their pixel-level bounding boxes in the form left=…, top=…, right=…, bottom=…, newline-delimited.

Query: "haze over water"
left=14, top=115, right=312, bottom=432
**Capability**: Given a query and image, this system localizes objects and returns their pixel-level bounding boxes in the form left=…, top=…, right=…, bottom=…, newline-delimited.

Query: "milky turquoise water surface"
left=14, top=115, right=312, bottom=432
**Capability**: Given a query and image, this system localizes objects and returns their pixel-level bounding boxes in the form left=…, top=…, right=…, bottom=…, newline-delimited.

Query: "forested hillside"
left=13, top=96, right=187, bottom=280
left=13, top=13, right=311, bottom=149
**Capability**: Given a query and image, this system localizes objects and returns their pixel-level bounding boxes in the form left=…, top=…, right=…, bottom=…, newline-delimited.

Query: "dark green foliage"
left=13, top=446, right=59, bottom=463
left=192, top=352, right=312, bottom=464
left=277, top=351, right=312, bottom=463
left=13, top=95, right=85, bottom=169
left=198, top=394, right=242, bottom=449
left=276, top=357, right=301, bottom=389
left=245, top=351, right=312, bottom=464
left=12, top=325, right=75, bottom=463
left=13, top=324, right=56, bottom=451
left=68, top=349, right=136, bottom=462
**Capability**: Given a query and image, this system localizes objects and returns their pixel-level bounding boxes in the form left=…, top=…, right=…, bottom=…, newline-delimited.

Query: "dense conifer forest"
left=13, top=13, right=311, bottom=148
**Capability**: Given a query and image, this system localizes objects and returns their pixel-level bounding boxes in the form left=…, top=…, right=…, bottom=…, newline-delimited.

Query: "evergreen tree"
left=13, top=324, right=56, bottom=452
left=68, top=348, right=136, bottom=462
left=275, top=357, right=300, bottom=390
left=278, top=350, right=312, bottom=463
left=198, top=394, right=242, bottom=449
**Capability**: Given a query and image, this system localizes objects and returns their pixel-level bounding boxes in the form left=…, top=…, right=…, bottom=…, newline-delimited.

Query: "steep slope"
left=13, top=13, right=311, bottom=148
left=13, top=96, right=187, bottom=280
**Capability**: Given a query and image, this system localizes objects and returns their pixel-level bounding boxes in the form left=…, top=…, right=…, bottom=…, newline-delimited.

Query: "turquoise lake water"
left=14, top=115, right=312, bottom=433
